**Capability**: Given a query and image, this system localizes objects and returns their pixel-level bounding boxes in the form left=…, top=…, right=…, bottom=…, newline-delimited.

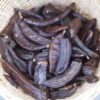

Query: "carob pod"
left=56, top=38, right=72, bottom=74
left=80, top=19, right=96, bottom=41
left=82, top=58, right=99, bottom=76
left=35, top=51, right=49, bottom=62
left=42, top=3, right=62, bottom=19
left=34, top=61, right=48, bottom=85
left=49, top=84, right=77, bottom=99
left=89, top=29, right=99, bottom=49
left=84, top=30, right=94, bottom=47
left=19, top=21, right=51, bottom=45
left=72, top=46, right=89, bottom=59
left=44, top=25, right=68, bottom=33
left=34, top=27, right=55, bottom=38
left=71, top=11, right=87, bottom=22
left=49, top=33, right=64, bottom=73
left=69, top=18, right=82, bottom=37
left=69, top=18, right=99, bottom=58
left=76, top=76, right=99, bottom=83
left=14, top=8, right=43, bottom=20
left=43, top=60, right=82, bottom=88
left=4, top=74, right=18, bottom=88
left=7, top=46, right=27, bottom=73
left=60, top=17, right=72, bottom=26
left=72, top=35, right=99, bottom=58
left=15, top=47, right=34, bottom=60
left=24, top=3, right=76, bottom=27
left=13, top=22, right=48, bottom=51
left=1, top=59, right=47, bottom=100
left=27, top=59, right=34, bottom=77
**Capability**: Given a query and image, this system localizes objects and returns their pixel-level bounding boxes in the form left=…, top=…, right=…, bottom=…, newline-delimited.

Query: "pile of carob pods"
left=0, top=2, right=100, bottom=100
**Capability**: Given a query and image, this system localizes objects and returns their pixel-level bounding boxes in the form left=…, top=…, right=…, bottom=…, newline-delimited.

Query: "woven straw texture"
left=0, top=0, right=100, bottom=100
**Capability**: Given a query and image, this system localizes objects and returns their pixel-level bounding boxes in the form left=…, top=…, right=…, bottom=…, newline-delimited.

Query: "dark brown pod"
left=49, top=36, right=61, bottom=73
left=13, top=22, right=48, bottom=51
left=76, top=76, right=99, bottom=83
left=34, top=61, right=48, bottom=85
left=72, top=35, right=99, bottom=58
left=14, top=8, right=43, bottom=19
left=34, top=27, right=55, bottom=38
left=49, top=84, right=77, bottom=99
left=24, top=3, right=76, bottom=27
left=44, top=25, right=68, bottom=33
left=69, top=18, right=82, bottom=37
left=72, top=46, right=89, bottom=59
left=44, top=60, right=82, bottom=88
left=42, top=4, right=62, bottom=19
left=89, top=29, right=99, bottom=49
left=7, top=46, right=27, bottom=73
left=19, top=21, right=51, bottom=45
left=15, top=47, right=34, bottom=60
left=71, top=11, right=87, bottom=22
left=4, top=74, right=18, bottom=88
left=1, top=59, right=47, bottom=100
left=84, top=30, right=93, bottom=47
left=56, top=38, right=72, bottom=74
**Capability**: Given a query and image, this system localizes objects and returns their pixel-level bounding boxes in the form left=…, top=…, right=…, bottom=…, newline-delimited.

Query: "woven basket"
left=0, top=0, right=100, bottom=100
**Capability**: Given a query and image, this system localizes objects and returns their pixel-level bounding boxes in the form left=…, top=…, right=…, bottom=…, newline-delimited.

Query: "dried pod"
left=84, top=30, right=93, bottom=47
left=44, top=60, right=82, bottom=88
left=1, top=59, right=47, bottom=100
left=70, top=18, right=82, bottom=37
left=42, top=4, right=62, bottom=18
left=24, top=3, right=76, bottom=27
left=14, top=8, right=43, bottom=19
left=19, top=21, right=51, bottom=45
left=13, top=22, right=48, bottom=51
left=44, top=25, right=68, bottom=33
left=76, top=75, right=99, bottom=83
left=56, top=38, right=72, bottom=74
left=15, top=47, right=34, bottom=60
left=72, top=35, right=99, bottom=58
left=49, top=36, right=61, bottom=73
left=4, top=74, right=18, bottom=88
left=34, top=27, right=55, bottom=38
left=49, top=84, right=77, bottom=99
left=7, top=46, right=27, bottom=73
left=72, top=46, right=89, bottom=59
left=34, top=61, right=48, bottom=84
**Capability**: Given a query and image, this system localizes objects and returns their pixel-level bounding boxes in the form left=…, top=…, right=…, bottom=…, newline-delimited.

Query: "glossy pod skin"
left=1, top=59, right=47, bottom=100
left=13, top=22, right=48, bottom=51
left=56, top=38, right=72, bottom=74
left=24, top=3, right=76, bottom=27
left=19, top=21, right=51, bottom=45
left=44, top=60, right=82, bottom=88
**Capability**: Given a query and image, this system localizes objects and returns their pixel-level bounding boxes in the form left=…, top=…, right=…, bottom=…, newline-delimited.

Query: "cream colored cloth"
left=0, top=0, right=100, bottom=100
